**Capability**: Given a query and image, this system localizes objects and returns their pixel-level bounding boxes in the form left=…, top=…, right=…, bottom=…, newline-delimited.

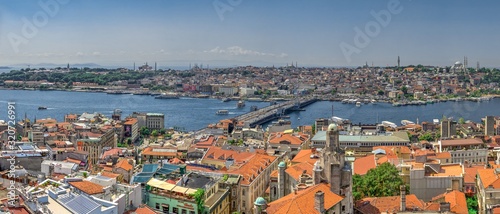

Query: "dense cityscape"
left=2, top=0, right=500, bottom=214
left=0, top=61, right=500, bottom=214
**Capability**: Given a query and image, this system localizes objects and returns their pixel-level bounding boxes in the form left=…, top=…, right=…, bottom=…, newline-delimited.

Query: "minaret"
left=278, top=161, right=286, bottom=198
left=477, top=61, right=480, bottom=72
left=397, top=56, right=400, bottom=71
left=154, top=62, right=157, bottom=71
left=133, top=62, right=135, bottom=71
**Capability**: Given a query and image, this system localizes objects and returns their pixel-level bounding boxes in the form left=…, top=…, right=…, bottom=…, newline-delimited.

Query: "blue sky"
left=0, top=0, right=499, bottom=68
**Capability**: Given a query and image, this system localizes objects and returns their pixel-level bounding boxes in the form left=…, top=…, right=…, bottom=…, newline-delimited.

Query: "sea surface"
left=1, top=89, right=499, bottom=131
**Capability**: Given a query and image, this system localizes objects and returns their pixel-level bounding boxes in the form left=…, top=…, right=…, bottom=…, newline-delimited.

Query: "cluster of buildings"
left=3, top=61, right=499, bottom=103
left=0, top=101, right=500, bottom=214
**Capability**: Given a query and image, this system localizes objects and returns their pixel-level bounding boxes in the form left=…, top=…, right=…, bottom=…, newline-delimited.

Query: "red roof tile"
left=266, top=183, right=343, bottom=214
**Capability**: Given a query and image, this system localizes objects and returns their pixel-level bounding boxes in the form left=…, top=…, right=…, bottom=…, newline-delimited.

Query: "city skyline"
left=1, top=0, right=499, bottom=68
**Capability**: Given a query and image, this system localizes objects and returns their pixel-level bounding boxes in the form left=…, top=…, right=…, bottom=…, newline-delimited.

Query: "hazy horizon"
left=1, top=0, right=499, bottom=67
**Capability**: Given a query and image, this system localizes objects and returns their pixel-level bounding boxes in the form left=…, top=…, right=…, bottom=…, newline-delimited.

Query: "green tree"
left=151, top=130, right=159, bottom=137
left=467, top=195, right=478, bottom=214
left=192, top=188, right=205, bottom=214
left=459, top=117, right=465, bottom=124
left=140, top=126, right=150, bottom=136
left=353, top=162, right=406, bottom=200
left=418, top=133, right=434, bottom=142
left=377, top=90, right=385, bottom=96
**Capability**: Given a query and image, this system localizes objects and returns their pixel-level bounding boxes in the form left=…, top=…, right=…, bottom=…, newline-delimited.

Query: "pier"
left=235, top=97, right=319, bottom=127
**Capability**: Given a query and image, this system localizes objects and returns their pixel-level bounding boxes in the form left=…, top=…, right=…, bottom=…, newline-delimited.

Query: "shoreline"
left=0, top=86, right=498, bottom=104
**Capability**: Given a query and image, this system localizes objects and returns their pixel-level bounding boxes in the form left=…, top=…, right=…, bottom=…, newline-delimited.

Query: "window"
left=242, top=189, right=245, bottom=196
left=156, top=203, right=160, bottom=209
left=173, top=207, right=178, bottom=213
left=189, top=211, right=195, bottom=214
left=182, top=209, right=187, bottom=214
left=342, top=205, right=345, bottom=211
left=162, top=204, right=169, bottom=213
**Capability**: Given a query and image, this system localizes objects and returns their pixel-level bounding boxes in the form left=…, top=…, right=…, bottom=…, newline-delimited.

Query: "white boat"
left=401, top=120, right=415, bottom=126
left=215, top=110, right=229, bottom=115
left=356, top=101, right=361, bottom=107
left=237, top=100, right=245, bottom=108
left=381, top=121, right=397, bottom=128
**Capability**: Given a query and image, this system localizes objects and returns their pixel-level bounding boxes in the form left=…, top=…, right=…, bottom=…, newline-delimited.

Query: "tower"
left=154, top=62, right=157, bottom=71
left=278, top=161, right=286, bottom=198
left=133, top=62, right=135, bottom=71
left=397, top=56, right=400, bottom=71
left=477, top=61, right=480, bottom=72
left=320, top=124, right=353, bottom=213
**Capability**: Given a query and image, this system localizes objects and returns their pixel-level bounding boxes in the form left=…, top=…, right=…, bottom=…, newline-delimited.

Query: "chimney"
left=315, top=191, right=325, bottom=214
left=439, top=202, right=450, bottom=212
left=400, top=185, right=406, bottom=212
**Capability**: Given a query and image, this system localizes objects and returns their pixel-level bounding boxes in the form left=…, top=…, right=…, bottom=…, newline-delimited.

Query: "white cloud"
left=92, top=51, right=101, bottom=56
left=204, top=46, right=288, bottom=58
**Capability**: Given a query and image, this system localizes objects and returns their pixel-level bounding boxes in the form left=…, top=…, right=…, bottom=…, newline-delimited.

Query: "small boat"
left=356, top=101, right=361, bottom=107
left=38, top=106, right=47, bottom=110
left=216, top=110, right=229, bottom=115
left=221, top=98, right=231, bottom=102
left=237, top=100, right=245, bottom=108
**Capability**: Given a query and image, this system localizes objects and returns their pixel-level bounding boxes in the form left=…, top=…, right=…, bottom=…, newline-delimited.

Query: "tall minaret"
left=154, top=62, right=157, bottom=71
left=133, top=62, right=135, bottom=71
left=397, top=56, right=400, bottom=71
left=477, top=61, right=480, bottom=72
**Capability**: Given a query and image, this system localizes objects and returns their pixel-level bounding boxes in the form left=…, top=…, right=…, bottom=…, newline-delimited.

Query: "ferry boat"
left=237, top=100, right=245, bottom=108
left=38, top=106, right=47, bottom=110
left=382, top=121, right=397, bottom=128
left=215, top=110, right=229, bottom=115
left=401, top=120, right=415, bottom=126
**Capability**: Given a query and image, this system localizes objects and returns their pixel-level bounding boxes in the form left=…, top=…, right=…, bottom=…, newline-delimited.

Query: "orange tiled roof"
left=373, top=146, right=411, bottom=155
left=440, top=138, right=483, bottom=146
left=285, top=162, right=314, bottom=181
left=229, top=153, right=276, bottom=185
left=266, top=183, right=343, bottom=214
left=203, top=146, right=255, bottom=164
left=268, top=132, right=309, bottom=145
left=101, top=148, right=123, bottom=159
left=354, top=155, right=376, bottom=175
left=464, top=165, right=482, bottom=183
left=355, top=194, right=426, bottom=213
left=436, top=151, right=451, bottom=159
left=430, top=190, right=468, bottom=214
left=69, top=181, right=104, bottom=195
left=142, top=147, right=177, bottom=156
left=115, top=159, right=133, bottom=171
left=134, top=205, right=157, bottom=214
left=65, top=157, right=81, bottom=164
left=291, top=149, right=319, bottom=165
left=124, top=118, right=138, bottom=125
left=100, top=171, right=121, bottom=179
left=477, top=168, right=500, bottom=189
